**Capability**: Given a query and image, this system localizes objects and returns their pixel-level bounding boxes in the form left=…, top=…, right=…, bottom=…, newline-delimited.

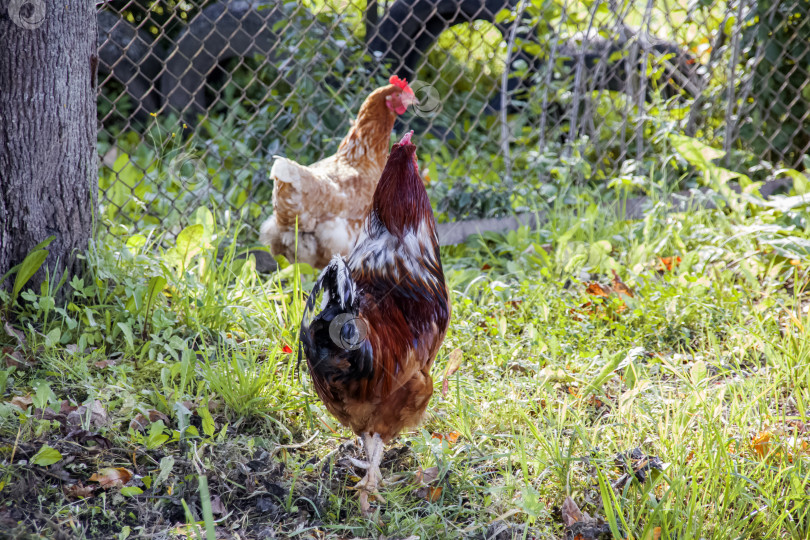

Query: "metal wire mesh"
left=96, top=0, right=810, bottom=236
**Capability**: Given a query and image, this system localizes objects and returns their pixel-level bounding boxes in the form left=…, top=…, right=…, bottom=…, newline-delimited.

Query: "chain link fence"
left=96, top=0, right=810, bottom=238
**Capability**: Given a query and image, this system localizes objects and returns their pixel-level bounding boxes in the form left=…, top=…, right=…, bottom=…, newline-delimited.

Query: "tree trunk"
left=0, top=0, right=97, bottom=297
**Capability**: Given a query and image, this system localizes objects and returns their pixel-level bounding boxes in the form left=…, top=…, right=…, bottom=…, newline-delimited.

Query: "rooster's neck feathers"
left=336, top=85, right=399, bottom=166
left=348, top=213, right=442, bottom=291
left=348, top=141, right=444, bottom=299
left=371, top=143, right=431, bottom=237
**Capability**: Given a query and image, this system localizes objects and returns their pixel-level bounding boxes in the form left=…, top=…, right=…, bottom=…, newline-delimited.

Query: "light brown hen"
left=260, top=76, right=416, bottom=268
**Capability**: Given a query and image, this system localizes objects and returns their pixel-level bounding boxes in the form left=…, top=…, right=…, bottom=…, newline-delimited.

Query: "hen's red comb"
left=389, top=75, right=414, bottom=95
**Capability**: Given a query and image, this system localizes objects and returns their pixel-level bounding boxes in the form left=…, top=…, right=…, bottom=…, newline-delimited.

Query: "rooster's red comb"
left=389, top=75, right=414, bottom=95
left=397, top=131, right=414, bottom=146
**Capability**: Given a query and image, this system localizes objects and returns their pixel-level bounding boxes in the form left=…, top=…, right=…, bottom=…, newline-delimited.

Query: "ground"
left=1, top=185, right=809, bottom=539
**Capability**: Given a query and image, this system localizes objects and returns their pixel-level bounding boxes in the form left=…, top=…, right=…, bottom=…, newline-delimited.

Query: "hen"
left=260, top=76, right=417, bottom=268
left=298, top=131, right=450, bottom=515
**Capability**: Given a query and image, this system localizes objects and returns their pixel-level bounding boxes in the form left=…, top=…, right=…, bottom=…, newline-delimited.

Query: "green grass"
left=1, top=178, right=809, bottom=539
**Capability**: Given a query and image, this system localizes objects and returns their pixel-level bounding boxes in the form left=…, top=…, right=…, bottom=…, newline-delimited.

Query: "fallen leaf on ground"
left=3, top=347, right=30, bottom=368
left=66, top=429, right=112, bottom=449
left=752, top=431, right=772, bottom=459
left=655, top=256, right=682, bottom=272
left=425, top=486, right=442, bottom=502
left=585, top=282, right=612, bottom=297
left=413, top=466, right=443, bottom=503
left=130, top=409, right=171, bottom=431
left=561, top=496, right=583, bottom=526
left=414, top=466, right=440, bottom=485
left=90, top=467, right=133, bottom=488
left=3, top=321, right=25, bottom=345
left=431, top=431, right=461, bottom=444
left=559, top=496, right=614, bottom=539
left=10, top=395, right=33, bottom=410
left=93, top=359, right=117, bottom=369
left=610, top=270, right=635, bottom=297
left=614, top=448, right=668, bottom=488
left=66, top=400, right=108, bottom=428
left=64, top=483, right=97, bottom=499
left=210, top=494, right=226, bottom=515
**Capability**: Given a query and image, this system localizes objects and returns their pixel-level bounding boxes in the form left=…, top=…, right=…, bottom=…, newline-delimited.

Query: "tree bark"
left=0, top=0, right=97, bottom=296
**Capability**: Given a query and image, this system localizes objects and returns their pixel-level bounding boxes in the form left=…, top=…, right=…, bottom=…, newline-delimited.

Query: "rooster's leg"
left=355, top=432, right=385, bottom=515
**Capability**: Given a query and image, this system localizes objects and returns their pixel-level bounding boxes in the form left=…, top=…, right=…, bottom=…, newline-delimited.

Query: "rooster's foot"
left=355, top=432, right=386, bottom=516
left=355, top=467, right=385, bottom=516
left=348, top=457, right=370, bottom=469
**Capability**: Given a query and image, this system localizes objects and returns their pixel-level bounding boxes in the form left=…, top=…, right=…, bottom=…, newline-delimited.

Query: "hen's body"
left=299, top=132, right=450, bottom=514
left=260, top=82, right=414, bottom=268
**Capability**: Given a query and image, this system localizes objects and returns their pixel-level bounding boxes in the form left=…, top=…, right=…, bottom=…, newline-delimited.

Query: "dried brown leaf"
left=561, top=496, right=583, bottom=526
left=64, top=483, right=96, bottom=499
left=10, top=395, right=33, bottom=410
left=445, top=348, right=463, bottom=377
left=3, top=321, right=25, bottom=346
left=585, top=282, right=611, bottom=297
left=414, top=466, right=440, bottom=485
left=3, top=348, right=28, bottom=368
left=655, top=256, right=682, bottom=272
left=66, top=400, right=108, bottom=428
left=610, top=270, right=635, bottom=298
left=210, top=495, right=226, bottom=515
left=93, top=359, right=116, bottom=369
left=129, top=413, right=149, bottom=432
left=752, top=431, right=772, bottom=459
left=90, top=467, right=133, bottom=488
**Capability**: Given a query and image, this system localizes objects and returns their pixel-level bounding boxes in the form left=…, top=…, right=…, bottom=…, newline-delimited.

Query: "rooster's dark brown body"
left=299, top=131, right=450, bottom=514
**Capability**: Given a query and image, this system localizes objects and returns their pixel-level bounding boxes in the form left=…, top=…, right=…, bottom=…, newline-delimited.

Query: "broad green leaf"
left=31, top=445, right=62, bottom=466
left=32, top=380, right=57, bottom=410
left=669, top=134, right=750, bottom=186
left=154, top=455, right=175, bottom=489
left=585, top=350, right=625, bottom=395
left=12, top=237, right=55, bottom=301
left=120, top=486, right=143, bottom=497
left=170, top=224, right=204, bottom=270
left=198, top=405, right=216, bottom=438
left=44, top=327, right=61, bottom=348
left=9, top=238, right=55, bottom=300
left=126, top=235, right=147, bottom=253
left=761, top=236, right=810, bottom=259
left=117, top=322, right=135, bottom=351
left=774, top=168, right=809, bottom=195
left=144, top=276, right=167, bottom=316
left=193, top=207, right=215, bottom=242
left=146, top=420, right=170, bottom=449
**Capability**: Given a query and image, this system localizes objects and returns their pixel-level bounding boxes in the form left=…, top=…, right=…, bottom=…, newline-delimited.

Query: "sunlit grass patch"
left=1, top=180, right=809, bottom=538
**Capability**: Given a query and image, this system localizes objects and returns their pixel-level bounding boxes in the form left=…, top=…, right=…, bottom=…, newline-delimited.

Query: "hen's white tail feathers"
left=272, top=156, right=318, bottom=189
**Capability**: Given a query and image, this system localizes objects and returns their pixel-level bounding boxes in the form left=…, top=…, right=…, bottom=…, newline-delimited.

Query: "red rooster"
left=299, top=131, right=450, bottom=515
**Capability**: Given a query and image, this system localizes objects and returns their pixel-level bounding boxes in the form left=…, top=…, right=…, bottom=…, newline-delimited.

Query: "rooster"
left=298, top=131, right=450, bottom=515
left=260, top=76, right=417, bottom=268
